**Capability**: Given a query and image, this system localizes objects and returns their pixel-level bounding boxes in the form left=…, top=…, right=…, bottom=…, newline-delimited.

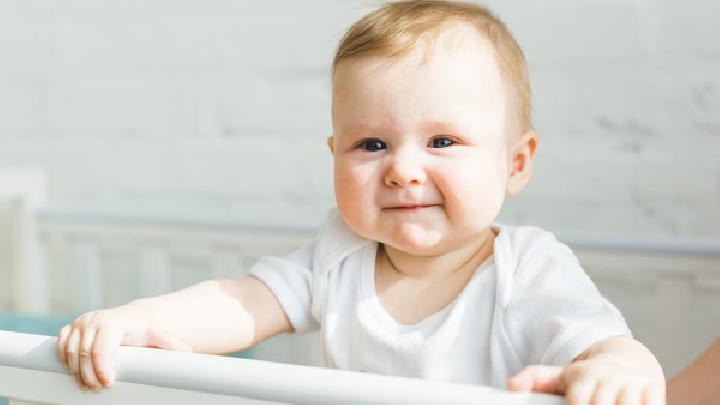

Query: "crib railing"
left=2, top=206, right=719, bottom=374
left=0, top=331, right=562, bottom=405
left=31, top=208, right=315, bottom=316
left=1, top=167, right=719, bottom=377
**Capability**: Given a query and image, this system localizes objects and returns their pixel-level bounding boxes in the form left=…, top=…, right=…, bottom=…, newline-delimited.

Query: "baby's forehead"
left=336, top=27, right=497, bottom=78
left=334, top=26, right=501, bottom=88
left=331, top=28, right=509, bottom=139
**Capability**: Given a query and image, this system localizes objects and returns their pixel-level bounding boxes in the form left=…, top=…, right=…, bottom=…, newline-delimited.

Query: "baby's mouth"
left=384, top=203, right=442, bottom=211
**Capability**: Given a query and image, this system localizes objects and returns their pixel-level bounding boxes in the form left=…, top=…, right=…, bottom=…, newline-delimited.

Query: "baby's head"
left=328, top=0, right=537, bottom=255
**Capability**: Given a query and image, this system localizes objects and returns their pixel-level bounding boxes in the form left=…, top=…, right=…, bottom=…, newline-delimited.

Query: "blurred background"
left=0, top=0, right=718, bottom=382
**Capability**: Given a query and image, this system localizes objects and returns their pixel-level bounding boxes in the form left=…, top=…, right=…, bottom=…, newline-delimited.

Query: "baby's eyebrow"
left=342, top=121, right=462, bottom=135
left=419, top=121, right=464, bottom=134
left=340, top=123, right=382, bottom=135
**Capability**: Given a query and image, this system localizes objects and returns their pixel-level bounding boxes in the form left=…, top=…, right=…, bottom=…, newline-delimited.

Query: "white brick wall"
left=0, top=0, right=718, bottom=238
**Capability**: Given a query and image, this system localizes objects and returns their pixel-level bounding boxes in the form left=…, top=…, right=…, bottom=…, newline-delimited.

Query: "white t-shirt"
left=249, top=210, right=631, bottom=387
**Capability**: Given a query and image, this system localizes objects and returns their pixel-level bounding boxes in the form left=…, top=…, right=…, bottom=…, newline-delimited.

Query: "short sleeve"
left=249, top=242, right=319, bottom=334
left=503, top=230, right=632, bottom=367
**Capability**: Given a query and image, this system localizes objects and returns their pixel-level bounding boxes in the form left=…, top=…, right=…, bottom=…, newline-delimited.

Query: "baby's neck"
left=381, top=229, right=496, bottom=279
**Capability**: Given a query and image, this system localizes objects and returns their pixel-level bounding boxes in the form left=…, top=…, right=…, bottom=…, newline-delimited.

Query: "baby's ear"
left=506, top=131, right=538, bottom=196
left=327, top=136, right=335, bottom=154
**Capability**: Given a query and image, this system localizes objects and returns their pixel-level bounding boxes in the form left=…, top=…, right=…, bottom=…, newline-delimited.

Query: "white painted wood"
left=577, top=246, right=720, bottom=376
left=213, top=251, right=241, bottom=278
left=139, top=247, right=172, bottom=297
left=0, top=366, right=270, bottom=405
left=656, top=278, right=694, bottom=374
left=0, top=169, right=48, bottom=314
left=69, top=242, right=103, bottom=312
left=693, top=275, right=720, bottom=292
left=0, top=331, right=561, bottom=405
left=8, top=197, right=49, bottom=313
left=43, top=232, right=71, bottom=314
left=9, top=400, right=46, bottom=405
left=4, top=206, right=719, bottom=378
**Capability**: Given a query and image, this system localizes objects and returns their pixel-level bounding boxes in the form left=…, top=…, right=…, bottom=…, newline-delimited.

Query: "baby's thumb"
left=145, top=326, right=193, bottom=353
left=506, top=365, right=566, bottom=395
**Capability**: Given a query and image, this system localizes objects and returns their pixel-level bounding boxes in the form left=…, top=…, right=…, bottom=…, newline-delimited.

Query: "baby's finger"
left=93, top=328, right=124, bottom=388
left=642, top=385, right=665, bottom=405
left=79, top=328, right=101, bottom=389
left=617, top=386, right=642, bottom=405
left=506, top=365, right=565, bottom=394
left=564, top=379, right=596, bottom=405
left=66, top=328, right=82, bottom=377
left=589, top=380, right=621, bottom=405
left=74, top=373, right=94, bottom=392
left=56, top=325, right=71, bottom=369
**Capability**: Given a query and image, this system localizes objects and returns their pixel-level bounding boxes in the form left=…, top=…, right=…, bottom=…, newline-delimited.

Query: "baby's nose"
left=383, top=151, right=427, bottom=187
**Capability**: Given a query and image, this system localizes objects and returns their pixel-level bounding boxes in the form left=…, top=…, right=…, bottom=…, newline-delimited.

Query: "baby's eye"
left=429, top=137, right=455, bottom=148
left=358, top=139, right=387, bottom=152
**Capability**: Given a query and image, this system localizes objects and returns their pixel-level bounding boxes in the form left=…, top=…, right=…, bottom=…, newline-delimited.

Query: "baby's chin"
left=341, top=212, right=450, bottom=254
left=380, top=224, right=445, bottom=254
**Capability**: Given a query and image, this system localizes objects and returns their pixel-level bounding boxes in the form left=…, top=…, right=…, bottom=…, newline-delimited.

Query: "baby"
left=56, top=1, right=665, bottom=403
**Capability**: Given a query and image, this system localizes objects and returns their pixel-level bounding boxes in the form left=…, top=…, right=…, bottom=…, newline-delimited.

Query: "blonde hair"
left=333, top=0, right=532, bottom=135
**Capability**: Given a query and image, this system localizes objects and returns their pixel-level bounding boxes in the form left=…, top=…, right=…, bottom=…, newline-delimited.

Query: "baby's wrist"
left=124, top=301, right=159, bottom=325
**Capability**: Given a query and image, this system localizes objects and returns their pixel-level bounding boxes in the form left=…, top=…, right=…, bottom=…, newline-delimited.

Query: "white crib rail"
left=0, top=331, right=562, bottom=405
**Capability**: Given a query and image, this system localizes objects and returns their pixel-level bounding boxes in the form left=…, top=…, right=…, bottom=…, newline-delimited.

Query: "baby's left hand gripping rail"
left=0, top=330, right=562, bottom=405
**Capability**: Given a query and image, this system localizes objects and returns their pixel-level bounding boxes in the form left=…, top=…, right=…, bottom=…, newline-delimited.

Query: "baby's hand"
left=507, top=354, right=665, bottom=405
left=56, top=304, right=192, bottom=391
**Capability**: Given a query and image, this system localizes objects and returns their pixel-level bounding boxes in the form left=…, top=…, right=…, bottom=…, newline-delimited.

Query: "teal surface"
left=0, top=311, right=250, bottom=404
left=0, top=311, right=74, bottom=336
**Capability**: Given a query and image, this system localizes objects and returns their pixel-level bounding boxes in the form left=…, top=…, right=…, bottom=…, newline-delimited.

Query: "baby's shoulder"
left=496, top=223, right=571, bottom=257
left=494, top=223, right=580, bottom=279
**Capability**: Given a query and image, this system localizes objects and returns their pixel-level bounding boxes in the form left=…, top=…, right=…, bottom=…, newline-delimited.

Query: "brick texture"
left=0, top=0, right=718, bottom=238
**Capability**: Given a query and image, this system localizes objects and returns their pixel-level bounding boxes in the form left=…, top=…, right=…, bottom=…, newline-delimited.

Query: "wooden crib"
left=1, top=168, right=719, bottom=403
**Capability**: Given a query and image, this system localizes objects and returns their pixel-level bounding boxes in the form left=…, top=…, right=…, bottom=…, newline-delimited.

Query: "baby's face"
left=330, top=32, right=514, bottom=255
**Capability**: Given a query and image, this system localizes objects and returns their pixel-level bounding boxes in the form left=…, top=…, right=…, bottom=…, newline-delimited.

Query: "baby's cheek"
left=445, top=174, right=506, bottom=231
left=336, top=188, right=362, bottom=221
left=334, top=167, right=363, bottom=205
left=335, top=182, right=376, bottom=237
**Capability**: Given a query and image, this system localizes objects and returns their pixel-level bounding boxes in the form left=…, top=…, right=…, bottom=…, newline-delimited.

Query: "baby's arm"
left=56, top=276, right=291, bottom=390
left=507, top=336, right=665, bottom=405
